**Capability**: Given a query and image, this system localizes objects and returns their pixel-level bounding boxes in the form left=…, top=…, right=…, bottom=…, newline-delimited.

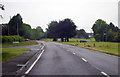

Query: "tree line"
left=46, top=18, right=90, bottom=42
left=2, top=14, right=89, bottom=41
left=2, top=14, right=44, bottom=40
left=92, top=19, right=120, bottom=42
left=2, top=13, right=119, bottom=42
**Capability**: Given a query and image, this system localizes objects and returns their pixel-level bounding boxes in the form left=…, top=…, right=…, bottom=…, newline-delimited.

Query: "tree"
left=36, top=26, right=44, bottom=40
left=30, top=29, right=37, bottom=40
left=47, top=21, right=59, bottom=41
left=2, top=24, right=8, bottom=36
left=108, top=22, right=119, bottom=32
left=8, top=14, right=24, bottom=36
left=76, top=29, right=89, bottom=39
left=94, top=34, right=101, bottom=42
left=107, top=29, right=114, bottom=42
left=46, top=18, right=77, bottom=42
left=47, top=18, right=77, bottom=42
left=30, top=26, right=44, bottom=40
left=92, top=19, right=120, bottom=42
left=58, top=18, right=77, bottom=42
left=92, top=19, right=108, bottom=41
left=23, top=23, right=31, bottom=39
left=113, top=31, right=120, bottom=42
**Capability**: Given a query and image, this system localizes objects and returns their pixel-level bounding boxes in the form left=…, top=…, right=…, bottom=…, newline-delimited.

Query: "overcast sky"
left=0, top=0, right=119, bottom=33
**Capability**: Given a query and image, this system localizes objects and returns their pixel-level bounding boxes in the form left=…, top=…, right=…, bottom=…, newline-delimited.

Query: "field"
left=2, top=40, right=38, bottom=47
left=1, top=48, right=30, bottom=62
left=41, top=38, right=120, bottom=56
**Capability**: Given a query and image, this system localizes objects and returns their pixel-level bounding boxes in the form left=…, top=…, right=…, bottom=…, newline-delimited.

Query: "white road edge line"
left=41, top=44, right=45, bottom=50
left=81, top=58, right=87, bottom=62
left=101, top=72, right=110, bottom=77
left=25, top=50, right=44, bottom=74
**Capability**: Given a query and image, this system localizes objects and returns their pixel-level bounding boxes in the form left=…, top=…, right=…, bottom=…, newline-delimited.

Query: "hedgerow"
left=2, top=35, right=24, bottom=43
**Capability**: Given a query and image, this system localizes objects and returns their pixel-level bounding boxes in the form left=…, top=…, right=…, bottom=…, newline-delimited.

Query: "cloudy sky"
left=0, top=0, right=119, bottom=32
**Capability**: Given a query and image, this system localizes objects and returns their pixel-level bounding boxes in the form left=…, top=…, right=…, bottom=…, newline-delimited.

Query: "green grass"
left=41, top=38, right=120, bottom=56
left=41, top=38, right=95, bottom=42
left=61, top=41, right=119, bottom=56
left=1, top=48, right=30, bottom=62
left=2, top=40, right=38, bottom=47
left=41, top=38, right=53, bottom=41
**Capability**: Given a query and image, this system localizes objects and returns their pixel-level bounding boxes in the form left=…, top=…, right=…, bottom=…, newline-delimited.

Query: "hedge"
left=1, top=35, right=24, bottom=43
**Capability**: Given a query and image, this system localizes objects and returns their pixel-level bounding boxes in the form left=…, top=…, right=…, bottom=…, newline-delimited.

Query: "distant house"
left=87, top=33, right=93, bottom=38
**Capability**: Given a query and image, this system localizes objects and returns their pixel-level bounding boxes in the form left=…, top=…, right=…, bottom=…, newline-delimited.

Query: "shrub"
left=2, top=35, right=24, bottom=43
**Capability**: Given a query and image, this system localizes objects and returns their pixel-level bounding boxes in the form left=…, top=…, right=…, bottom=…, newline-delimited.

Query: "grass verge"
left=1, top=48, right=30, bottom=62
left=2, top=40, right=38, bottom=47
left=41, top=38, right=119, bottom=57
left=60, top=41, right=120, bottom=57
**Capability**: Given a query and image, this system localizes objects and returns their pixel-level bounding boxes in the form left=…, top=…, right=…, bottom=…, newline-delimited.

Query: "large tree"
left=58, top=18, right=76, bottom=42
left=47, top=21, right=59, bottom=41
left=47, top=18, right=77, bottom=42
left=92, top=19, right=108, bottom=41
left=8, top=14, right=24, bottom=36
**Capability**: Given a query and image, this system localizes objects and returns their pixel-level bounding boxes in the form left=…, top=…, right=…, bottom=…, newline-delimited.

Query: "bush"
left=113, top=31, right=120, bottom=42
left=94, top=34, right=101, bottom=42
left=2, top=35, right=24, bottom=43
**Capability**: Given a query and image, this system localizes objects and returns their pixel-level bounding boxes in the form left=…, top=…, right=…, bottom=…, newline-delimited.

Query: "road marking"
left=17, top=64, right=26, bottom=67
left=21, top=75, right=25, bottom=77
left=41, top=45, right=44, bottom=50
left=41, top=47, right=43, bottom=50
left=81, top=58, right=87, bottom=62
left=73, top=52, right=75, bottom=55
left=44, top=44, right=45, bottom=47
left=41, top=43, right=45, bottom=50
left=101, top=72, right=110, bottom=77
left=25, top=50, right=44, bottom=74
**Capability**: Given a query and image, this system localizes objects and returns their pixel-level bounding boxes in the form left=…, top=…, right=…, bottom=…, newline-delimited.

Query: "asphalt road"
left=25, top=41, right=119, bottom=76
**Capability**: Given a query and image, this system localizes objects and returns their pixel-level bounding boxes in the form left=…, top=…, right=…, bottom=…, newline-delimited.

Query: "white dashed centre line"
left=101, top=72, right=110, bottom=77
left=73, top=52, right=76, bottom=55
left=81, top=58, right=87, bottom=62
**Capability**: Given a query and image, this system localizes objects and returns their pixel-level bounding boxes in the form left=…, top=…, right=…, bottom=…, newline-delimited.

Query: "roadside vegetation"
left=41, top=19, right=120, bottom=57
left=1, top=48, right=30, bottom=62
left=1, top=13, right=120, bottom=61
left=41, top=38, right=120, bottom=57
left=2, top=40, right=38, bottom=47
left=61, top=41, right=120, bottom=57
